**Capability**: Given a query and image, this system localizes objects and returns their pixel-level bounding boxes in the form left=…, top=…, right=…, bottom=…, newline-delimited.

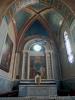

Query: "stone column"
left=51, top=52, right=55, bottom=79
left=14, top=52, right=20, bottom=79
left=27, top=51, right=30, bottom=79
left=47, top=51, right=53, bottom=79
left=21, top=51, right=26, bottom=79
left=46, top=50, right=49, bottom=79
left=46, top=50, right=53, bottom=80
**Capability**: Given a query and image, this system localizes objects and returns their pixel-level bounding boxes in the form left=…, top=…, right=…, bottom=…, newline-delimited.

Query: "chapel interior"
left=0, top=0, right=75, bottom=99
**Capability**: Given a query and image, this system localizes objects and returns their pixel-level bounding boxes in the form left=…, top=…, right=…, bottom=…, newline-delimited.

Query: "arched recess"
left=15, top=35, right=61, bottom=81
left=17, top=16, right=53, bottom=51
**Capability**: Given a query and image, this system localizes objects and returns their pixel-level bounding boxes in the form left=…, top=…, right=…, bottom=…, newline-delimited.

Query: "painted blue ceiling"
left=9, top=0, right=74, bottom=40
left=44, top=10, right=63, bottom=33
left=14, top=11, right=31, bottom=32
left=13, top=1, right=74, bottom=39
left=31, top=3, right=47, bottom=11
left=24, top=20, right=49, bottom=37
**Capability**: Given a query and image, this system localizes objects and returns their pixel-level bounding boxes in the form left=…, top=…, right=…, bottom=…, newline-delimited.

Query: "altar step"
left=0, top=96, right=75, bottom=100
left=19, top=80, right=57, bottom=97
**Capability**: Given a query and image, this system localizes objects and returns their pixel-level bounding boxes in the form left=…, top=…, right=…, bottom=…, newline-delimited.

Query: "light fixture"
left=33, top=44, right=42, bottom=52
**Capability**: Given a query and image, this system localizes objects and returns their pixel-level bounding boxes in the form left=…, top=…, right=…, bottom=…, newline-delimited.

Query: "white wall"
left=0, top=18, right=10, bottom=79
left=0, top=17, right=16, bottom=93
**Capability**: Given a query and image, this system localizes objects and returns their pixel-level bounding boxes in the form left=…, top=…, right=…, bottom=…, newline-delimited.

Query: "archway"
left=21, top=37, right=59, bottom=81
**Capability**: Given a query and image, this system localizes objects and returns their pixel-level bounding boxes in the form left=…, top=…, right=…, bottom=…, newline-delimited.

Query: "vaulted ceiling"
left=0, top=0, right=75, bottom=15
left=0, top=0, right=75, bottom=50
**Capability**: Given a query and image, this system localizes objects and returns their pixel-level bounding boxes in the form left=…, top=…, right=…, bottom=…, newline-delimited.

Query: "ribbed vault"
left=0, top=0, right=75, bottom=51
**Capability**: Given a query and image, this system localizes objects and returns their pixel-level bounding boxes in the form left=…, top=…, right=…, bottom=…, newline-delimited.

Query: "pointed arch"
left=17, top=15, right=53, bottom=51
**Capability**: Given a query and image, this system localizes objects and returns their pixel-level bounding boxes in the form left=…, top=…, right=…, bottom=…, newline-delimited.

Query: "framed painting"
left=0, top=35, right=13, bottom=72
left=29, top=56, right=47, bottom=79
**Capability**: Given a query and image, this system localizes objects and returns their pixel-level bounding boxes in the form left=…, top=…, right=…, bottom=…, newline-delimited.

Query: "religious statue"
left=35, top=72, right=41, bottom=85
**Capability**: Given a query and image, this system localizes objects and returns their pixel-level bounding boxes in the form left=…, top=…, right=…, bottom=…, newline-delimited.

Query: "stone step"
left=0, top=96, right=75, bottom=100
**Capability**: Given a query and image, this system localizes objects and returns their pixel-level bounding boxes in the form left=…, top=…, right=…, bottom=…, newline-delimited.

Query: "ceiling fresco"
left=0, top=0, right=75, bottom=15
left=0, top=0, right=75, bottom=49
left=24, top=20, right=49, bottom=37
left=28, top=2, right=48, bottom=12
left=42, top=10, right=64, bottom=33
left=14, top=10, right=32, bottom=32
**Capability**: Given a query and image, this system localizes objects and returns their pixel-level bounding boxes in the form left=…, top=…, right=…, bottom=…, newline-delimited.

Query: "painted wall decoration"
left=0, top=35, right=13, bottom=72
left=30, top=56, right=47, bottom=79
left=15, top=11, right=31, bottom=32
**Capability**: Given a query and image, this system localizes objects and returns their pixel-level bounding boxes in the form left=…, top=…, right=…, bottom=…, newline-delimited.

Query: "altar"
left=18, top=39, right=59, bottom=97
left=19, top=80, right=57, bottom=97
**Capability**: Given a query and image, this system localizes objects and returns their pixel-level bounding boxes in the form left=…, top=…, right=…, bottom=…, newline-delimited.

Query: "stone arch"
left=19, top=36, right=60, bottom=80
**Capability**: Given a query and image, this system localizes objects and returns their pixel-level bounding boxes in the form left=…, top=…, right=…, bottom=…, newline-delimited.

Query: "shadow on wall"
left=58, top=79, right=75, bottom=96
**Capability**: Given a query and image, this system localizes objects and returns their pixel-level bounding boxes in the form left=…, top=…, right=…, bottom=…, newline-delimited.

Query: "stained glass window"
left=64, top=31, right=74, bottom=63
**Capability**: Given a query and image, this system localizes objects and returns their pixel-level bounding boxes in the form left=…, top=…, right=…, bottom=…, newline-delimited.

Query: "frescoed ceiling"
left=0, top=0, right=75, bottom=49
left=42, top=10, right=63, bottom=33
left=24, top=20, right=49, bottom=37
left=14, top=11, right=32, bottom=32
left=0, top=0, right=75, bottom=14
left=28, top=2, right=48, bottom=12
